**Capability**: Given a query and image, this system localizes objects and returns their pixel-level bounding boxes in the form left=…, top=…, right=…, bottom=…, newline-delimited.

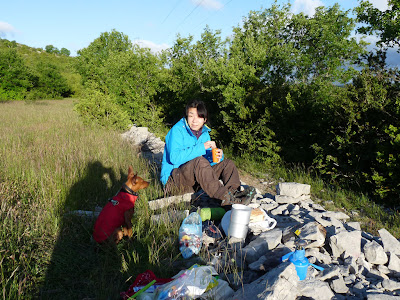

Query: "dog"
left=93, top=166, right=149, bottom=244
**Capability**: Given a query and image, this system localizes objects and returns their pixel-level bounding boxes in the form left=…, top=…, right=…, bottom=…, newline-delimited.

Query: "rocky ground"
left=122, top=125, right=400, bottom=300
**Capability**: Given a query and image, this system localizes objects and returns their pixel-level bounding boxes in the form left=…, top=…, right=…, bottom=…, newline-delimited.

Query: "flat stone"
left=330, top=276, right=349, bottom=294
left=382, top=279, right=400, bottom=291
left=378, top=228, right=400, bottom=256
left=260, top=202, right=279, bottom=211
left=329, top=230, right=362, bottom=258
left=367, top=294, right=400, bottom=299
left=270, top=204, right=289, bottom=215
left=248, top=246, right=292, bottom=272
left=346, top=222, right=362, bottom=231
left=315, top=215, right=333, bottom=227
left=276, top=182, right=311, bottom=198
left=298, top=278, right=335, bottom=300
left=329, top=217, right=345, bottom=229
left=344, top=274, right=357, bottom=284
left=299, top=221, right=327, bottom=248
left=275, top=194, right=301, bottom=204
left=388, top=252, right=400, bottom=273
left=311, top=203, right=326, bottom=212
left=232, top=262, right=299, bottom=300
left=242, top=228, right=282, bottom=263
left=322, top=211, right=350, bottom=220
left=318, top=265, right=341, bottom=281
left=364, top=240, right=388, bottom=265
left=378, top=265, right=391, bottom=275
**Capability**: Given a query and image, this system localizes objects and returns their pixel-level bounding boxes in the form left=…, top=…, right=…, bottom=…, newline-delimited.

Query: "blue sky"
left=1, top=0, right=394, bottom=63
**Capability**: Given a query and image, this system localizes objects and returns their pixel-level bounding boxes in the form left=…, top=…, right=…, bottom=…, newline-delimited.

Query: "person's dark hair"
left=185, top=99, right=208, bottom=120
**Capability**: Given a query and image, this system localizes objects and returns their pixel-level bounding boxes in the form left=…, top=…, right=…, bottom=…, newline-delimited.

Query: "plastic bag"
left=179, top=212, right=202, bottom=259
left=120, top=270, right=172, bottom=300
left=248, top=208, right=277, bottom=234
left=154, top=265, right=213, bottom=300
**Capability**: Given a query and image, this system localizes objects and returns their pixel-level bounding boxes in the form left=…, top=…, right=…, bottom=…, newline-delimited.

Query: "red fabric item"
left=120, top=270, right=173, bottom=300
left=92, top=191, right=138, bottom=243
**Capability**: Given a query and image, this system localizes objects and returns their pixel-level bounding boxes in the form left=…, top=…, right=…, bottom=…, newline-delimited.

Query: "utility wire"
left=175, top=0, right=206, bottom=31
left=161, top=0, right=185, bottom=25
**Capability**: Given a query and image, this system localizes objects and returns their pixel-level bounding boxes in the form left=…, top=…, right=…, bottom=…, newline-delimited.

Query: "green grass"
left=0, top=99, right=184, bottom=299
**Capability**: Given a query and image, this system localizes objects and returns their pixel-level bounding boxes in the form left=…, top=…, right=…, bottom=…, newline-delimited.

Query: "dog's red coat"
left=93, top=191, right=138, bottom=243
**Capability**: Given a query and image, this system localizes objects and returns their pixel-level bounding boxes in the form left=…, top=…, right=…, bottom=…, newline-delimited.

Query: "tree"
left=60, top=47, right=70, bottom=56
left=0, top=48, right=32, bottom=100
left=29, top=62, right=72, bottom=99
left=45, top=44, right=60, bottom=54
left=75, top=30, right=132, bottom=84
left=356, top=0, right=400, bottom=50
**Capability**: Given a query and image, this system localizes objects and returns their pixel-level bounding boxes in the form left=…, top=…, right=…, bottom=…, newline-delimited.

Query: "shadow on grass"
left=39, top=161, right=155, bottom=300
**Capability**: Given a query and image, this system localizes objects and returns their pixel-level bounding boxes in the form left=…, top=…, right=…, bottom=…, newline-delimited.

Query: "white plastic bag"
left=155, top=266, right=213, bottom=299
left=248, top=208, right=277, bottom=234
left=179, top=212, right=202, bottom=259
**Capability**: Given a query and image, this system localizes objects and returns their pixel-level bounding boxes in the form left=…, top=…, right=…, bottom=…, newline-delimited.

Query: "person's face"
left=187, top=107, right=206, bottom=131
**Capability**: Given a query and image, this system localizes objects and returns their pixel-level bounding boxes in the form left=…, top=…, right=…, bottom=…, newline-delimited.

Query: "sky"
left=1, top=0, right=396, bottom=65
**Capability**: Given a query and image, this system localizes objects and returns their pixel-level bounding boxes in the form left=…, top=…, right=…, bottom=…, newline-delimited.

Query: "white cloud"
left=191, top=0, right=223, bottom=11
left=369, top=0, right=389, bottom=11
left=291, top=0, right=323, bottom=16
left=0, top=21, right=17, bottom=38
left=133, top=39, right=170, bottom=53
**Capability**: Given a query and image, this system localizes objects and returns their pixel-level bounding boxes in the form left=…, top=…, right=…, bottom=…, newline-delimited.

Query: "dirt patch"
left=238, top=169, right=277, bottom=196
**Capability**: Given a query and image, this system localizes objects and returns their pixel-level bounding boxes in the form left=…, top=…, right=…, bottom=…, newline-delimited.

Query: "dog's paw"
left=125, top=228, right=133, bottom=238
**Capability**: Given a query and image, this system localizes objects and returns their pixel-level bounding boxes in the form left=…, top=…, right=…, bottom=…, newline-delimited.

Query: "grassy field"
left=1, top=99, right=400, bottom=299
left=0, top=99, right=185, bottom=299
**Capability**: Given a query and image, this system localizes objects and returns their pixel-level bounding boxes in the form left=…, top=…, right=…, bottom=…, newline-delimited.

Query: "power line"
left=175, top=0, right=206, bottom=31
left=161, top=0, right=185, bottom=25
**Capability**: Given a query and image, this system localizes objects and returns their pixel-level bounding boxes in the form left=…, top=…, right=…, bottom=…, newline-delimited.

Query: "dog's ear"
left=128, top=165, right=134, bottom=176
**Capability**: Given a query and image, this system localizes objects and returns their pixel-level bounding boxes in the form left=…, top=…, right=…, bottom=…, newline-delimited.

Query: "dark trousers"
left=164, top=157, right=241, bottom=200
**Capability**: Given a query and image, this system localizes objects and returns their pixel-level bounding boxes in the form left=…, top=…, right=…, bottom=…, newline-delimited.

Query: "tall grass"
left=0, top=100, right=182, bottom=299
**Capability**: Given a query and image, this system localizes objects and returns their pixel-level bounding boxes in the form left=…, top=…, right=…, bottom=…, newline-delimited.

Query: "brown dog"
left=93, top=166, right=149, bottom=244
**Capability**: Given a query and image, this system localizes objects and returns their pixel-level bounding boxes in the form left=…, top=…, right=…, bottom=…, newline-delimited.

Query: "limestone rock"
left=330, top=276, right=349, bottom=294
left=378, top=228, right=400, bottom=256
left=275, top=194, right=301, bottom=204
left=298, top=278, right=335, bottom=300
left=299, top=221, right=327, bottom=248
left=232, top=262, right=299, bottom=300
left=388, top=252, right=400, bottom=273
left=382, top=279, right=400, bottom=291
left=329, top=230, right=362, bottom=258
left=322, top=211, right=350, bottom=221
left=276, top=182, right=311, bottom=198
left=364, top=240, right=388, bottom=265
left=242, top=228, right=282, bottom=263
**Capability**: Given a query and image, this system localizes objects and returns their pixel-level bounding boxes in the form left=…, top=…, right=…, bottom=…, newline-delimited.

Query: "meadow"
left=0, top=99, right=184, bottom=299
left=1, top=99, right=400, bottom=299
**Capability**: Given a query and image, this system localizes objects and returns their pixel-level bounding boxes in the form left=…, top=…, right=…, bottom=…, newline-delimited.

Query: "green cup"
left=200, top=207, right=226, bottom=221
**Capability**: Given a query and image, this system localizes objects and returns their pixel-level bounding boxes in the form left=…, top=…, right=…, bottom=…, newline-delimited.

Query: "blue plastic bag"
left=179, top=212, right=202, bottom=259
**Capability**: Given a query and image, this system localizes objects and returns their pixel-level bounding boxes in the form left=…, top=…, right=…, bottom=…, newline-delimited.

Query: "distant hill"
left=0, top=38, right=82, bottom=100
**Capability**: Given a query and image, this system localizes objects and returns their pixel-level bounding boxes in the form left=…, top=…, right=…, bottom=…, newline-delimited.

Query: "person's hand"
left=204, top=141, right=216, bottom=150
left=216, top=148, right=223, bottom=161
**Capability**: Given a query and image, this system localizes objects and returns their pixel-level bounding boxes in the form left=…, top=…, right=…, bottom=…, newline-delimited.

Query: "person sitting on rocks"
left=160, top=98, right=255, bottom=207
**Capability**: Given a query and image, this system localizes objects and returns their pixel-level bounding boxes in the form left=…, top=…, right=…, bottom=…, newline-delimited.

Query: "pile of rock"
left=121, top=125, right=165, bottom=168
left=122, top=126, right=400, bottom=299
left=217, top=182, right=400, bottom=300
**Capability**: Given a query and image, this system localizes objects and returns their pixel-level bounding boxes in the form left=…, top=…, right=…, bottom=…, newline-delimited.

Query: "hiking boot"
left=234, top=186, right=256, bottom=205
left=220, top=191, right=241, bottom=206
left=220, top=186, right=256, bottom=207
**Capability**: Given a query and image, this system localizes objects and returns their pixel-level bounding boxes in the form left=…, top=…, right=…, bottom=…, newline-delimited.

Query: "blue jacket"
left=160, top=117, right=221, bottom=185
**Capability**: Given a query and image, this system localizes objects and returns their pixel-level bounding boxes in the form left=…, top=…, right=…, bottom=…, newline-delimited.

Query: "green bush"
left=75, top=81, right=131, bottom=130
